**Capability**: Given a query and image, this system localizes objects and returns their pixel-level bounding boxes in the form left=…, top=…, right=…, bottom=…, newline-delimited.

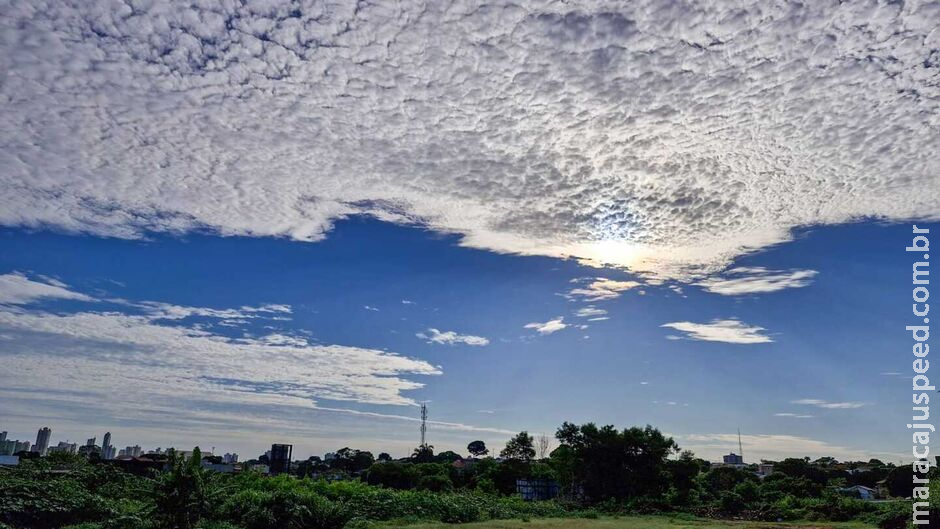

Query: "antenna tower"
left=420, top=404, right=428, bottom=447
left=738, top=428, right=744, bottom=463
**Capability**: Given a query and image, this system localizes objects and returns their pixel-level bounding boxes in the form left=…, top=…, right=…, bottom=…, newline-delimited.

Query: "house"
left=452, top=459, right=476, bottom=470
left=757, top=463, right=774, bottom=477
left=838, top=485, right=878, bottom=500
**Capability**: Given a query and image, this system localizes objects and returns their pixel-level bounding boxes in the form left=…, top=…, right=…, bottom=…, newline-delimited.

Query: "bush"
left=417, top=475, right=454, bottom=493
left=718, top=491, right=746, bottom=514
left=221, top=488, right=350, bottom=529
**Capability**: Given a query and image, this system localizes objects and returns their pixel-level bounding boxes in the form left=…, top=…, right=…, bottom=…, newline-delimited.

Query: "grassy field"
left=371, top=515, right=877, bottom=529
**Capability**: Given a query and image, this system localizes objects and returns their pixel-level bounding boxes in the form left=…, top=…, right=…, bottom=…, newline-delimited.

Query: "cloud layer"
left=0, top=274, right=452, bottom=439
left=661, top=319, right=771, bottom=344
left=1, top=1, right=937, bottom=278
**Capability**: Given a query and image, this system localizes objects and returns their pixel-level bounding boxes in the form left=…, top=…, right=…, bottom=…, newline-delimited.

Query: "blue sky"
left=0, top=218, right=927, bottom=462
left=0, top=0, right=936, bottom=463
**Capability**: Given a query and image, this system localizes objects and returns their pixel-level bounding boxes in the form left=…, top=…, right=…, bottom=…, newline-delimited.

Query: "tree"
left=412, top=444, right=435, bottom=463
left=296, top=456, right=328, bottom=478
left=553, top=422, right=678, bottom=502
left=775, top=457, right=828, bottom=485
left=365, top=461, right=421, bottom=489
left=434, top=450, right=463, bottom=463
left=500, top=431, right=535, bottom=461
left=467, top=440, right=488, bottom=458
left=536, top=434, right=553, bottom=460
left=666, top=451, right=702, bottom=504
left=885, top=466, right=915, bottom=498
left=330, top=447, right=375, bottom=473
left=151, top=447, right=219, bottom=529
left=377, top=452, right=392, bottom=462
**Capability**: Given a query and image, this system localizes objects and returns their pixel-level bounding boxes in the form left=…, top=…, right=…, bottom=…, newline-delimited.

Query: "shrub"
left=221, top=489, right=350, bottom=529
left=718, top=491, right=746, bottom=514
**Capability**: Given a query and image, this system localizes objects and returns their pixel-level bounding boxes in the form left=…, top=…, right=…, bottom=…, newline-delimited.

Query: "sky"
left=0, top=0, right=938, bottom=462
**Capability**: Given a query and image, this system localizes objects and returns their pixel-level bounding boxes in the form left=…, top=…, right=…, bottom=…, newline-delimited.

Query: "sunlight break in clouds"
left=661, top=319, right=772, bottom=344
left=696, top=267, right=819, bottom=295
left=0, top=1, right=937, bottom=279
left=416, top=328, right=489, bottom=346
left=525, top=317, right=569, bottom=335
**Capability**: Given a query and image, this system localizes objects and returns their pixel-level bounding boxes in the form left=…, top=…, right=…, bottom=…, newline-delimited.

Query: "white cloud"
left=0, top=272, right=94, bottom=305
left=0, top=271, right=460, bottom=446
left=792, top=399, right=866, bottom=409
left=364, top=305, right=380, bottom=312
left=416, top=328, right=489, bottom=346
left=134, top=301, right=291, bottom=321
left=661, top=319, right=771, bottom=344
left=775, top=413, right=815, bottom=419
left=568, top=278, right=642, bottom=301
left=525, top=317, right=568, bottom=335
left=574, top=306, right=607, bottom=318
left=2, top=2, right=935, bottom=279
left=0, top=308, right=439, bottom=408
left=696, top=267, right=819, bottom=295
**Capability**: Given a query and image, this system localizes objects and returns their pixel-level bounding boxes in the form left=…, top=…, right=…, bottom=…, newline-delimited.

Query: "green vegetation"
left=366, top=516, right=879, bottom=529
left=0, top=423, right=924, bottom=529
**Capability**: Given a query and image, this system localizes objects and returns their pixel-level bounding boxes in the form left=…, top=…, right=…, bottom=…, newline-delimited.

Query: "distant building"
left=85, top=437, right=96, bottom=447
left=120, top=445, right=143, bottom=458
left=0, top=440, right=16, bottom=456
left=223, top=452, right=239, bottom=464
left=757, top=463, right=774, bottom=476
left=102, top=432, right=114, bottom=460
left=78, top=444, right=101, bottom=457
left=0, top=431, right=7, bottom=442
left=202, top=461, right=237, bottom=473
left=48, top=442, right=78, bottom=455
left=838, top=485, right=878, bottom=500
left=35, top=427, right=52, bottom=456
left=723, top=453, right=744, bottom=465
left=269, top=444, right=293, bottom=475
left=2, top=440, right=31, bottom=455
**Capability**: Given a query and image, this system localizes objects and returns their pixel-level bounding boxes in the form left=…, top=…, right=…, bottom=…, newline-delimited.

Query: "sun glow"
left=571, top=239, right=647, bottom=270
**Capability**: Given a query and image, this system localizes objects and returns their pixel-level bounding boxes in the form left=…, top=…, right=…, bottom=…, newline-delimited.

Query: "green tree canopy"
left=553, top=422, right=678, bottom=502
left=467, top=440, right=488, bottom=458
left=500, top=431, right=535, bottom=462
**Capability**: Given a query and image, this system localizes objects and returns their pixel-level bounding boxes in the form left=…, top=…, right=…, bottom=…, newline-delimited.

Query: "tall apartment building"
left=34, top=427, right=51, bottom=456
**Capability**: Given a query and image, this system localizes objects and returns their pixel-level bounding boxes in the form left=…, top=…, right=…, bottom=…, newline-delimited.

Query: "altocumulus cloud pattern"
left=1, top=0, right=938, bottom=278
